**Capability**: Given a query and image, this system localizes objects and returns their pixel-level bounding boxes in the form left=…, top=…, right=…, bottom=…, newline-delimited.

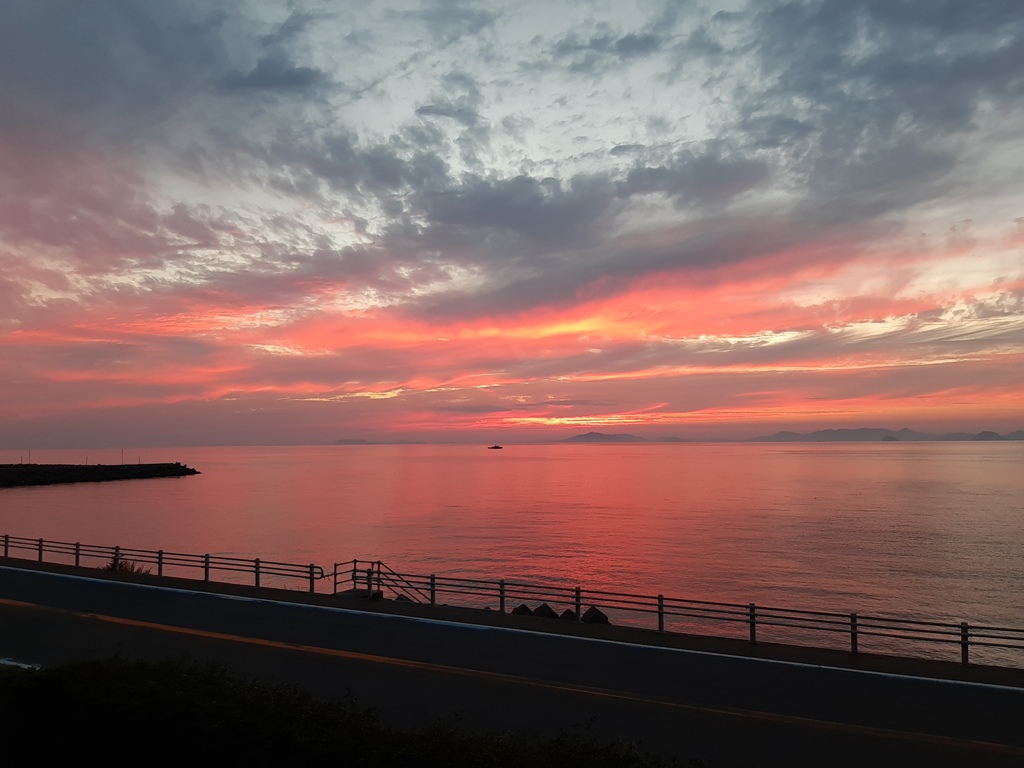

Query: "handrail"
left=325, top=560, right=1024, bottom=667
left=1, top=534, right=324, bottom=593
left=4, top=532, right=1023, bottom=667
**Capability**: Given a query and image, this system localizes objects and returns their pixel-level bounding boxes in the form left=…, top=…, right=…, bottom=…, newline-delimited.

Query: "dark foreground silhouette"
left=0, top=658, right=676, bottom=766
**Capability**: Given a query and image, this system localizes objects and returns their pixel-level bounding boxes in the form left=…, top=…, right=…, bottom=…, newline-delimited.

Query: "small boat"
left=487, top=444, right=503, bottom=450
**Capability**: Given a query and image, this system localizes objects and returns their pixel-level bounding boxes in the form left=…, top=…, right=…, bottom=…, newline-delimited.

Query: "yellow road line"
left=3, top=596, right=1023, bottom=758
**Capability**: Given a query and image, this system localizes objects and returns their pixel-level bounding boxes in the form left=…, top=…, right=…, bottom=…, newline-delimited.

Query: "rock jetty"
left=0, top=462, right=200, bottom=488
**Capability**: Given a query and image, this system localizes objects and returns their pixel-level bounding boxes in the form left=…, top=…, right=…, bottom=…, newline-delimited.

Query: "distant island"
left=327, top=428, right=1023, bottom=446
left=563, top=431, right=644, bottom=443
left=0, top=462, right=200, bottom=488
left=751, top=428, right=1024, bottom=442
left=331, top=438, right=423, bottom=445
left=561, top=432, right=689, bottom=443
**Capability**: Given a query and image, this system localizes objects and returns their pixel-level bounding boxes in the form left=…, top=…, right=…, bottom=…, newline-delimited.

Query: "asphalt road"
left=2, top=564, right=1023, bottom=767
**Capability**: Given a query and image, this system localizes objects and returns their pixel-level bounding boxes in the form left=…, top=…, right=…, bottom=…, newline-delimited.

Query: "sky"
left=1, top=0, right=1023, bottom=447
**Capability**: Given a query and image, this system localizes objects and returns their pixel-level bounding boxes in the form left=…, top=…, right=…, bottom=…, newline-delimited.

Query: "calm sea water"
left=2, top=443, right=1023, bottom=658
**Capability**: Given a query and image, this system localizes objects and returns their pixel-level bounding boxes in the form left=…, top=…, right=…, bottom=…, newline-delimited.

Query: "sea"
left=2, top=442, right=1023, bottom=663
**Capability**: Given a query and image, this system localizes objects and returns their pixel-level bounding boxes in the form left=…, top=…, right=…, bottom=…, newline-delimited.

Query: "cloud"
left=619, top=148, right=771, bottom=206
left=219, top=53, right=330, bottom=91
left=2, top=1, right=1023, bottom=445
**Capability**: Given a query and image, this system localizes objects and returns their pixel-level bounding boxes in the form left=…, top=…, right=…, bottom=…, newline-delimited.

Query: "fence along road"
left=3, top=562, right=1024, bottom=768
left=4, top=533, right=1024, bottom=668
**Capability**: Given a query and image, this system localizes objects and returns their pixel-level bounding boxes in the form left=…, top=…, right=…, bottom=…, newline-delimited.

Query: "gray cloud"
left=0, top=0, right=236, bottom=146
left=419, top=173, right=614, bottom=246
left=553, top=30, right=663, bottom=60
left=619, top=149, right=771, bottom=206
left=220, top=53, right=330, bottom=91
left=416, top=103, right=481, bottom=127
left=744, top=0, right=1024, bottom=201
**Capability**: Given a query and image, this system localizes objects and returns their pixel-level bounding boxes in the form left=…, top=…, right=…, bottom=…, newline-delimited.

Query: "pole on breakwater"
left=850, top=612, right=858, bottom=654
left=499, top=579, right=506, bottom=613
left=961, top=622, right=970, bottom=665
left=748, top=603, right=757, bottom=644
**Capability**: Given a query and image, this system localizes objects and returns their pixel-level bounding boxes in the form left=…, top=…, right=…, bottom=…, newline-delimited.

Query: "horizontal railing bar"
left=854, top=625, right=959, bottom=637
left=855, top=630, right=961, bottom=645
left=853, top=615, right=974, bottom=629
left=970, top=640, right=1024, bottom=650
left=751, top=615, right=852, bottom=628
left=953, top=626, right=1024, bottom=636
left=753, top=620, right=856, bottom=634
left=596, top=589, right=752, bottom=609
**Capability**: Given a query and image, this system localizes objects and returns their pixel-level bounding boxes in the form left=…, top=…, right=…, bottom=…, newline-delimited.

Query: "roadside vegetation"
left=0, top=658, right=698, bottom=767
left=101, top=556, right=152, bottom=574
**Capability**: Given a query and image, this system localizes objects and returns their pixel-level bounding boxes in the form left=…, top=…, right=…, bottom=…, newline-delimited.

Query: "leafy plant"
left=101, top=557, right=151, bottom=575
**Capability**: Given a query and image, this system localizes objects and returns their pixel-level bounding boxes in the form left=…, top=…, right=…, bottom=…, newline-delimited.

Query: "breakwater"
left=0, top=462, right=200, bottom=488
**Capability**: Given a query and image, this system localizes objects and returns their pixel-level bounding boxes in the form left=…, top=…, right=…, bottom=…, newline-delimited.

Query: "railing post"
left=430, top=574, right=436, bottom=605
left=112, top=545, right=120, bottom=570
left=748, top=603, right=757, bottom=644
left=499, top=579, right=506, bottom=613
left=575, top=587, right=582, bottom=622
left=254, top=558, right=261, bottom=588
left=157, top=550, right=163, bottom=577
left=3, top=533, right=9, bottom=557
left=961, top=622, right=970, bottom=665
left=375, top=562, right=382, bottom=595
left=38, top=538, right=44, bottom=562
left=203, top=553, right=210, bottom=582
left=850, top=612, right=858, bottom=654
left=74, top=542, right=81, bottom=568
left=309, top=563, right=316, bottom=594
left=658, top=594, right=665, bottom=632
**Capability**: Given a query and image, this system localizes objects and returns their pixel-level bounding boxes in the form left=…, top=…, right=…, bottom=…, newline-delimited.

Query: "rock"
left=559, top=608, right=578, bottom=621
left=533, top=602, right=559, bottom=619
left=581, top=605, right=610, bottom=624
left=510, top=603, right=533, bottom=616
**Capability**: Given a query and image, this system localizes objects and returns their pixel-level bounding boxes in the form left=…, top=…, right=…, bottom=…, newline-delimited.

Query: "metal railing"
left=331, top=560, right=1024, bottom=667
left=1, top=534, right=324, bottom=593
left=5, top=534, right=1023, bottom=667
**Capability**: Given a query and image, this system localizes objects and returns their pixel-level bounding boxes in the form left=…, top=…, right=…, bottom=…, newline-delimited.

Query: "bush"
left=101, top=556, right=151, bottom=575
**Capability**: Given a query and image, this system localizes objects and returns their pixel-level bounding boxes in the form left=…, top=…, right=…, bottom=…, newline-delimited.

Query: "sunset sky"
left=1, top=1, right=1022, bottom=447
